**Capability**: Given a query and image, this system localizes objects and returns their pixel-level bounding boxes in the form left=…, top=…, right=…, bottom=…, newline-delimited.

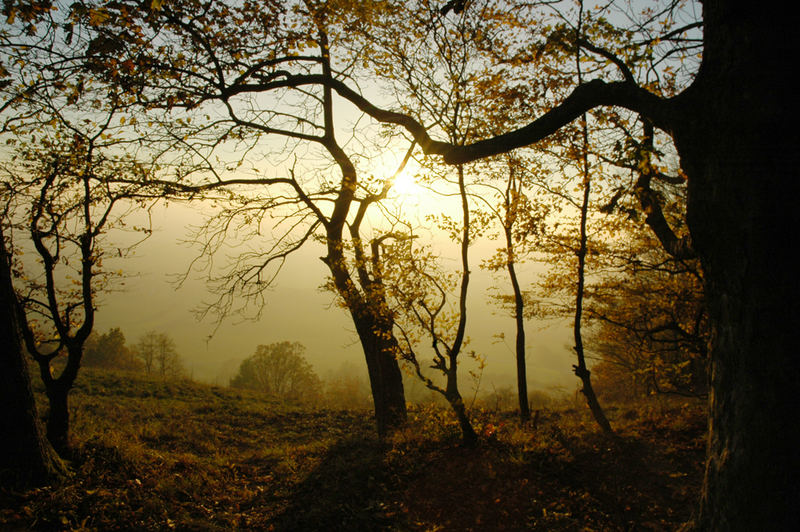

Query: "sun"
left=391, top=171, right=419, bottom=199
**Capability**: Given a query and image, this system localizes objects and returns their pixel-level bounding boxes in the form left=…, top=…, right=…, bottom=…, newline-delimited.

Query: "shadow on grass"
left=268, top=422, right=704, bottom=531
left=271, top=436, right=404, bottom=532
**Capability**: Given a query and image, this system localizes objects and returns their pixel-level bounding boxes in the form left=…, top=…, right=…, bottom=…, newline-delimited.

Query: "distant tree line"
left=82, top=328, right=186, bottom=380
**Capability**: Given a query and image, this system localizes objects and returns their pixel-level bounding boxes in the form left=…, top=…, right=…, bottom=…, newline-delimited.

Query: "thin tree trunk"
left=572, top=171, right=613, bottom=434
left=448, top=164, right=477, bottom=444
left=506, top=236, right=530, bottom=422
left=572, top=3, right=612, bottom=434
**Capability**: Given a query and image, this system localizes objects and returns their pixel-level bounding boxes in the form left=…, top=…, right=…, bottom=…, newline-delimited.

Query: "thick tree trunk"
left=675, top=3, right=800, bottom=528
left=0, top=331, right=67, bottom=485
left=0, top=239, right=66, bottom=485
left=353, top=317, right=407, bottom=437
left=0, top=320, right=66, bottom=485
left=324, top=237, right=407, bottom=437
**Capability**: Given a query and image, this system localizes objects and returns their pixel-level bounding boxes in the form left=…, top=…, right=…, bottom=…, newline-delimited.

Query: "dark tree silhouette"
left=0, top=223, right=66, bottom=485
left=66, top=1, right=410, bottom=435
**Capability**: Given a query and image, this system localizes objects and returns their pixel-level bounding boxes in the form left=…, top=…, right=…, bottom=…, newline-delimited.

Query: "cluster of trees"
left=230, top=341, right=322, bottom=403
left=229, top=342, right=376, bottom=409
left=1, top=1, right=797, bottom=527
left=82, top=328, right=186, bottom=379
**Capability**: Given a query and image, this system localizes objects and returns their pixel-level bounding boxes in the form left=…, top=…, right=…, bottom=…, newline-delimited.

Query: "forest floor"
left=1, top=370, right=706, bottom=531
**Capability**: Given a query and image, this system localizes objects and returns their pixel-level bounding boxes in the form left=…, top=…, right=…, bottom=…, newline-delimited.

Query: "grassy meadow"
left=1, top=369, right=706, bottom=531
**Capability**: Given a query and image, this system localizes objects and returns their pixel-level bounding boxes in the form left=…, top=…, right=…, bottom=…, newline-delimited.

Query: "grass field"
left=0, top=369, right=706, bottom=531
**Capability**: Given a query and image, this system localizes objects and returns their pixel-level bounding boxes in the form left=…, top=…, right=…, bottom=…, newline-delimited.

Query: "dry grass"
left=1, top=369, right=706, bottom=530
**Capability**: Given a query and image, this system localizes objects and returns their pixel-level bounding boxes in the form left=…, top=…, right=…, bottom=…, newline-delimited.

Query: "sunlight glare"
left=391, top=171, right=419, bottom=199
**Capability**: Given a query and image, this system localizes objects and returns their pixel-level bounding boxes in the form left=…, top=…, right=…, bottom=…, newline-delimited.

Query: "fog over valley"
left=95, top=201, right=578, bottom=394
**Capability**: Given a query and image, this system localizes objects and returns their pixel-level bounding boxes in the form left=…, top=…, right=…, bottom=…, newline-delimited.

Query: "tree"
left=83, top=327, right=141, bottom=371
left=589, top=263, right=708, bottom=401
left=387, top=165, right=479, bottom=446
left=477, top=155, right=548, bottom=423
left=567, top=3, right=612, bottom=434
left=230, top=341, right=322, bottom=404
left=7, top=1, right=797, bottom=526
left=361, top=0, right=530, bottom=442
left=346, top=1, right=798, bottom=528
left=0, top=74, right=146, bottom=455
left=134, top=331, right=184, bottom=379
left=73, top=0, right=410, bottom=436
left=0, top=220, right=66, bottom=485
left=134, top=331, right=157, bottom=375
left=322, top=361, right=373, bottom=409
left=586, top=169, right=707, bottom=401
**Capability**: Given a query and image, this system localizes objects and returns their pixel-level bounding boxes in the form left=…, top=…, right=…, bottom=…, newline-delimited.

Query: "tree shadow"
left=264, top=418, right=704, bottom=531
left=270, top=436, right=404, bottom=531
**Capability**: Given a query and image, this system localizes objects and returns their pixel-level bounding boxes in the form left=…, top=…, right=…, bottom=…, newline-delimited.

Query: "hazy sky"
left=94, top=191, right=581, bottom=397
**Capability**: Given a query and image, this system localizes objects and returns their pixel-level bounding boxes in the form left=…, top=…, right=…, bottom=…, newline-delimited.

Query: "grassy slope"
left=0, top=369, right=705, bottom=531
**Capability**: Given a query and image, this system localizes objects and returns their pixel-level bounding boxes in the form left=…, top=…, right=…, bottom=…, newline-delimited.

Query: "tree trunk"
left=573, top=365, right=612, bottom=433
left=324, top=233, right=407, bottom=437
left=447, top=391, right=478, bottom=447
left=505, top=237, right=530, bottom=422
left=0, top=238, right=66, bottom=485
left=353, top=317, right=407, bottom=437
left=572, top=97, right=612, bottom=434
left=0, top=317, right=66, bottom=485
left=675, top=3, right=800, bottom=528
left=44, top=383, right=72, bottom=458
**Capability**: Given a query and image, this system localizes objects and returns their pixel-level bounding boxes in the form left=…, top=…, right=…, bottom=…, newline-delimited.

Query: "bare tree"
left=0, top=92, right=147, bottom=454
left=75, top=0, right=410, bottom=435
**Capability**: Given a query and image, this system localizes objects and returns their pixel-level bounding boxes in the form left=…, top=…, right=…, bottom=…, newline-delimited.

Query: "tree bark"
left=351, top=314, right=407, bottom=437
left=0, top=236, right=66, bottom=485
left=674, top=3, right=800, bottom=528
